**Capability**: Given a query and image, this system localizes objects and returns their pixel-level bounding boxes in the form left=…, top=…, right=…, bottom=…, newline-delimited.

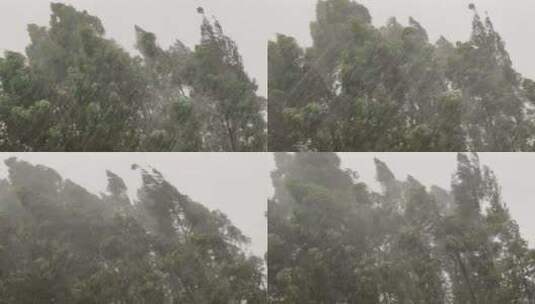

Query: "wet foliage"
left=268, top=152, right=535, bottom=303
left=269, top=0, right=535, bottom=151
left=0, top=158, right=266, bottom=303
left=0, top=3, right=266, bottom=152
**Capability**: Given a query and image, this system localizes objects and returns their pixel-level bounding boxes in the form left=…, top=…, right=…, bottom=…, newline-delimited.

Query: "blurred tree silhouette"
left=0, top=158, right=266, bottom=303
left=268, top=152, right=535, bottom=303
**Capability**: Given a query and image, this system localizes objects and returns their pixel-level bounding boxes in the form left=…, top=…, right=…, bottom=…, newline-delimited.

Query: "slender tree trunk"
left=454, top=251, right=478, bottom=304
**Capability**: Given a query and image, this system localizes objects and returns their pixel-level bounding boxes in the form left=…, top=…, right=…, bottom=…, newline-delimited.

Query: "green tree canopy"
left=268, top=0, right=535, bottom=151
left=0, top=158, right=266, bottom=303
left=0, top=3, right=266, bottom=151
left=268, top=152, right=535, bottom=303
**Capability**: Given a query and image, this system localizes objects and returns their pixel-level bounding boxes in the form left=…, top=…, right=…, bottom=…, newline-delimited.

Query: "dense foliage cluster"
left=0, top=158, right=265, bottom=303
left=268, top=152, right=535, bottom=303
left=269, top=0, right=535, bottom=151
left=0, top=3, right=266, bottom=151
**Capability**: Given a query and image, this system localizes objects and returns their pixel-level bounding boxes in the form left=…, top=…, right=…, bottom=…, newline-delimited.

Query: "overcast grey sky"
left=268, top=153, right=535, bottom=248
left=267, top=0, right=535, bottom=81
left=0, top=0, right=269, bottom=96
left=0, top=153, right=269, bottom=258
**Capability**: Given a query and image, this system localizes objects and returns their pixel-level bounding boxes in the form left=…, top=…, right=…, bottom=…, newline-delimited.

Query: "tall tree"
left=0, top=3, right=266, bottom=151
left=268, top=0, right=534, bottom=151
left=186, top=16, right=267, bottom=151
left=0, top=3, right=146, bottom=151
left=269, top=152, right=535, bottom=303
left=0, top=158, right=266, bottom=303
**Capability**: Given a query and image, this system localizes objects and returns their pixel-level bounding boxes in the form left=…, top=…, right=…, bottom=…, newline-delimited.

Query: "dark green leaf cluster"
left=0, top=158, right=266, bottom=303
left=0, top=3, right=266, bottom=152
left=268, top=152, right=535, bottom=303
left=268, top=0, right=535, bottom=151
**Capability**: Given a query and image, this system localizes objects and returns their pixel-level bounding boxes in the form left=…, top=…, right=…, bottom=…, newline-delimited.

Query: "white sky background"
left=0, top=0, right=269, bottom=96
left=266, top=0, right=535, bottom=81
left=0, top=153, right=270, bottom=259
left=268, top=153, right=535, bottom=248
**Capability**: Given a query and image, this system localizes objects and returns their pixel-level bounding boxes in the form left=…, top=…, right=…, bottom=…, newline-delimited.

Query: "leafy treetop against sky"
left=0, top=156, right=267, bottom=302
left=0, top=0, right=268, bottom=96
left=268, top=0, right=535, bottom=151
left=268, top=0, right=535, bottom=81
left=0, top=153, right=270, bottom=258
left=0, top=2, right=267, bottom=152
left=268, top=152, right=535, bottom=303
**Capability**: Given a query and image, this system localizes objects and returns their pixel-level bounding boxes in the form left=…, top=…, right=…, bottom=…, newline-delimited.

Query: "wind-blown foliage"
left=268, top=152, right=535, bottom=303
left=0, top=3, right=266, bottom=151
left=268, top=0, right=535, bottom=151
left=0, top=158, right=266, bottom=303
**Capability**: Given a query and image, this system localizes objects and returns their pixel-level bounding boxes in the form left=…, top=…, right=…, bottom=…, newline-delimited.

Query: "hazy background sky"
left=268, top=153, right=535, bottom=248
left=0, top=0, right=269, bottom=96
left=0, top=153, right=270, bottom=258
left=267, top=0, right=535, bottom=81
